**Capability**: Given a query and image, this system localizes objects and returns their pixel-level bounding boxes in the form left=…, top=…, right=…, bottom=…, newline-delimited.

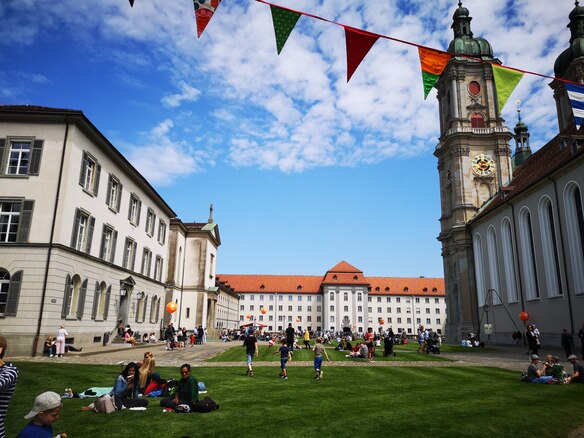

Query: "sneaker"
left=49, top=354, right=54, bottom=358
left=249, top=372, right=253, bottom=377
left=282, top=376, right=288, bottom=379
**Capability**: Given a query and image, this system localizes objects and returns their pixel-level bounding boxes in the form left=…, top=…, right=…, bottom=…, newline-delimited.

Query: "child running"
left=273, top=339, right=291, bottom=379
left=313, top=337, right=331, bottom=379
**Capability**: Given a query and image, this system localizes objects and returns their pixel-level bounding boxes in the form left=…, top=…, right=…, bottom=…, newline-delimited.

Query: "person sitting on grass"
left=525, top=354, right=554, bottom=383
left=544, top=354, right=566, bottom=382
left=18, top=391, right=66, bottom=438
left=160, top=364, right=198, bottom=412
left=273, top=340, right=291, bottom=379
left=138, top=352, right=166, bottom=395
left=566, top=355, right=584, bottom=383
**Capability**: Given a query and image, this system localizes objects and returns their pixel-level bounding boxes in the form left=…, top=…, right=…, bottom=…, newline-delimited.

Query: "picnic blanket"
left=79, top=387, right=114, bottom=398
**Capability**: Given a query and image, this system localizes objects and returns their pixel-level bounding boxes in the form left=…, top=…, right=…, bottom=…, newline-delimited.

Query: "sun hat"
left=24, top=391, right=62, bottom=419
left=530, top=354, right=539, bottom=360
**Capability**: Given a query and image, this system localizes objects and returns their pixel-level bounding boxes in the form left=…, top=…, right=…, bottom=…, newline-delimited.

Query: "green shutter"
left=86, top=216, right=95, bottom=254
left=93, top=163, right=101, bottom=196
left=99, top=225, right=106, bottom=260
left=105, top=175, right=112, bottom=206
left=62, top=274, right=72, bottom=318
left=142, top=294, right=147, bottom=321
left=79, top=152, right=88, bottom=187
left=0, top=138, right=5, bottom=175
left=16, top=200, right=34, bottom=243
left=76, top=278, right=88, bottom=319
left=116, top=182, right=123, bottom=212
left=122, top=238, right=129, bottom=268
left=111, top=230, right=117, bottom=263
left=131, top=242, right=137, bottom=271
left=71, top=209, right=80, bottom=248
left=103, top=285, right=111, bottom=321
left=29, top=140, right=44, bottom=175
left=91, top=281, right=100, bottom=320
left=136, top=199, right=142, bottom=226
left=5, top=270, right=23, bottom=316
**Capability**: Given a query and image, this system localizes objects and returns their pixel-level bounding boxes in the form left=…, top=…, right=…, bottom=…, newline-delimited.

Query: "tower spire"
left=513, top=99, right=531, bottom=167
left=208, top=203, right=214, bottom=224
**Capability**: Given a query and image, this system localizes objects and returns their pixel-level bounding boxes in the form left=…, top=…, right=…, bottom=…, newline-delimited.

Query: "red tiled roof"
left=473, top=127, right=584, bottom=221
left=327, top=260, right=362, bottom=273
left=367, top=277, right=445, bottom=296
left=216, top=274, right=323, bottom=294
left=322, top=260, right=368, bottom=285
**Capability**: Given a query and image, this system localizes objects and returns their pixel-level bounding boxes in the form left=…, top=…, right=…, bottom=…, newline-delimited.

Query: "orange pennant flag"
left=345, top=26, right=379, bottom=82
left=418, top=47, right=451, bottom=99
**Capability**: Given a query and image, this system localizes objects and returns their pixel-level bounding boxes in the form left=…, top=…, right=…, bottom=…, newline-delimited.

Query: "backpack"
left=191, top=396, right=219, bottom=413
left=94, top=394, right=116, bottom=413
left=163, top=379, right=178, bottom=397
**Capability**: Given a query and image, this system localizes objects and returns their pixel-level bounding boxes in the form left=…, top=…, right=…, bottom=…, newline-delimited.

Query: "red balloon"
left=379, top=319, right=385, bottom=325
left=261, top=308, right=267, bottom=315
left=166, top=302, right=177, bottom=314
left=519, top=311, right=529, bottom=322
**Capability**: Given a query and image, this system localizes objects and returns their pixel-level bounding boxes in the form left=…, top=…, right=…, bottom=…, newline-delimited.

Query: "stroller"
left=425, top=332, right=441, bottom=355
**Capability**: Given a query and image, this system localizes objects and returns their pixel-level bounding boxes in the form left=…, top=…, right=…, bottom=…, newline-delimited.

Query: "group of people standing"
left=164, top=323, right=207, bottom=350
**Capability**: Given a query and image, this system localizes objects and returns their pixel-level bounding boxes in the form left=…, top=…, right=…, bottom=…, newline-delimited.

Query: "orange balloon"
left=379, top=319, right=385, bottom=325
left=296, top=319, right=300, bottom=323
left=519, top=312, right=529, bottom=322
left=261, top=308, right=267, bottom=315
left=246, top=314, right=251, bottom=319
left=166, top=302, right=177, bottom=313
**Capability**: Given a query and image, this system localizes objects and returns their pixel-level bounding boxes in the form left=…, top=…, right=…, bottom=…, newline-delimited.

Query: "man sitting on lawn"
left=160, top=364, right=198, bottom=412
left=525, top=355, right=554, bottom=384
left=567, top=355, right=584, bottom=383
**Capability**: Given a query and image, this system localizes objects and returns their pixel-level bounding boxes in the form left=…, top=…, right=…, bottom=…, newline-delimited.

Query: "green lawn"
left=4, top=362, right=583, bottom=438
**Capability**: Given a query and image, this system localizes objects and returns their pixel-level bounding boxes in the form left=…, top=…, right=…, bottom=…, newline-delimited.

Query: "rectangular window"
left=386, top=297, right=391, bottom=303
left=250, top=295, right=254, bottom=301
left=141, top=248, right=152, bottom=276
left=250, top=305, right=255, bottom=311
left=298, top=296, right=302, bottom=301
left=7, top=141, right=31, bottom=175
left=288, top=295, right=292, bottom=301
left=358, top=316, right=363, bottom=322
left=317, top=306, right=321, bottom=312
left=317, top=296, right=321, bottom=302
left=240, top=315, right=244, bottom=321
left=269, top=295, right=274, bottom=301
left=128, top=193, right=141, bottom=226
left=368, top=297, right=371, bottom=302
left=415, top=297, right=420, bottom=303
left=426, top=308, right=430, bottom=314
left=297, top=306, right=302, bottom=311
left=397, top=318, right=402, bottom=324
left=377, top=297, right=381, bottom=302
left=397, top=307, right=401, bottom=313
left=71, top=208, right=95, bottom=254
left=436, top=318, right=441, bottom=324
left=330, top=305, right=334, bottom=311
left=307, top=296, right=312, bottom=302
left=344, top=305, right=348, bottom=311
left=386, top=307, right=391, bottom=313
left=79, top=151, right=100, bottom=196
left=368, top=307, right=372, bottom=312
left=426, top=318, right=431, bottom=324
left=396, top=297, right=401, bottom=303
left=157, top=220, right=166, bottom=245
left=330, top=316, right=334, bottom=322
left=377, top=307, right=382, bottom=313
left=278, top=305, right=282, bottom=311
left=278, top=295, right=283, bottom=301
left=145, top=208, right=156, bottom=236
left=316, top=316, right=321, bottom=322
left=240, top=305, right=244, bottom=310
left=259, top=295, right=264, bottom=301
left=288, top=305, right=292, bottom=311
left=154, top=255, right=163, bottom=281
left=425, top=298, right=430, bottom=303
left=435, top=308, right=440, bottom=314
left=307, top=306, right=312, bottom=312
left=358, top=306, right=362, bottom=312
left=123, top=238, right=137, bottom=270
left=268, top=305, right=273, bottom=311
left=307, top=316, right=312, bottom=322
left=99, top=225, right=117, bottom=263
left=0, top=201, right=21, bottom=242
left=288, top=316, right=292, bottom=322
left=106, top=174, right=122, bottom=212
left=435, top=298, right=440, bottom=303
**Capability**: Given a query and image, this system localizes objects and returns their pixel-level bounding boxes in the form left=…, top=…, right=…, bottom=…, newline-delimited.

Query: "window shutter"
left=111, top=230, right=117, bottom=263
left=5, top=270, right=23, bottom=316
left=91, top=281, right=100, bottom=320
left=159, top=258, right=164, bottom=282
left=122, top=239, right=129, bottom=268
left=116, top=182, right=123, bottom=212
left=104, top=285, right=111, bottom=320
left=99, top=226, right=106, bottom=260
left=131, top=242, right=137, bottom=271
left=142, top=295, right=147, bottom=321
left=128, top=197, right=132, bottom=221
left=29, top=140, right=44, bottom=175
left=16, top=200, right=34, bottom=243
left=93, top=163, right=101, bottom=196
left=86, top=216, right=95, bottom=254
left=136, top=199, right=142, bottom=226
left=105, top=176, right=112, bottom=206
left=71, top=209, right=80, bottom=248
left=62, top=274, right=72, bottom=318
left=77, top=278, right=88, bottom=319
left=0, top=138, right=5, bottom=175
left=135, top=298, right=140, bottom=323
left=79, top=152, right=88, bottom=187
left=152, top=213, right=157, bottom=235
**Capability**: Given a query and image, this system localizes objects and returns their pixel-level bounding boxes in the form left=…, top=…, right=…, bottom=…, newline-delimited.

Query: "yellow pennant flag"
left=492, top=64, right=524, bottom=114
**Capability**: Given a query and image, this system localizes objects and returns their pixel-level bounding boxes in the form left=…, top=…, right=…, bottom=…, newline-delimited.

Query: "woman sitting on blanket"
left=82, top=363, right=148, bottom=411
left=138, top=353, right=166, bottom=395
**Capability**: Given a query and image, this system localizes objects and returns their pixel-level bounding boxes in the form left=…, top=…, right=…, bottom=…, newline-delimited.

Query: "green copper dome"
left=554, top=1, right=584, bottom=77
left=447, top=2, right=493, bottom=58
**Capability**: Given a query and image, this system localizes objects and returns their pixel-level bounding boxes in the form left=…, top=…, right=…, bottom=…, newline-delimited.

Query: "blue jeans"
left=314, top=356, right=323, bottom=371
left=531, top=376, right=554, bottom=384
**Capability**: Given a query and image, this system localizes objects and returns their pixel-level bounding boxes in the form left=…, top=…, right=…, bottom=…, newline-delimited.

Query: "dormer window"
left=260, top=284, right=265, bottom=290
left=432, top=288, right=438, bottom=293
left=375, top=287, right=380, bottom=292
left=297, top=285, right=302, bottom=291
left=353, top=275, right=358, bottom=280
left=404, top=287, right=409, bottom=293
left=423, top=288, right=428, bottom=293
left=385, top=287, right=390, bottom=292
left=332, top=275, right=337, bottom=280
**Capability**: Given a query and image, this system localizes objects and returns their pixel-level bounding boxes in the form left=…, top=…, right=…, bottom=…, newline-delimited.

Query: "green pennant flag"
left=492, top=64, right=524, bottom=114
left=270, top=5, right=301, bottom=55
left=418, top=47, right=451, bottom=99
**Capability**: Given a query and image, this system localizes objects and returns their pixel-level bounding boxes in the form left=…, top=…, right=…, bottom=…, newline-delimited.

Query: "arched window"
left=518, top=208, right=539, bottom=300
left=501, top=218, right=518, bottom=303
left=471, top=113, right=485, bottom=128
left=62, top=274, right=87, bottom=319
left=92, top=281, right=109, bottom=320
left=473, top=233, right=487, bottom=307
left=329, top=291, right=335, bottom=301
left=487, top=227, right=501, bottom=304
left=539, top=197, right=563, bottom=297
left=564, top=183, right=584, bottom=294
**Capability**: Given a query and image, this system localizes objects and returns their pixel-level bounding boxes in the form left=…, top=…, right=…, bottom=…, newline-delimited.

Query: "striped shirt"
left=0, top=363, right=19, bottom=438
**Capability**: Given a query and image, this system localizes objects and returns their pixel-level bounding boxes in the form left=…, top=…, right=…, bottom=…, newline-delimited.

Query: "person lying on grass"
left=18, top=391, right=66, bottom=438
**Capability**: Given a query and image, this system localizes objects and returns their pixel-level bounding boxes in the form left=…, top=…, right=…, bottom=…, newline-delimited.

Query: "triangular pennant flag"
left=344, top=26, right=379, bottom=82
left=418, top=47, right=451, bottom=99
left=566, top=83, right=584, bottom=129
left=270, top=5, right=302, bottom=55
left=193, top=0, right=222, bottom=38
left=129, top=0, right=134, bottom=6
left=492, top=64, right=524, bottom=114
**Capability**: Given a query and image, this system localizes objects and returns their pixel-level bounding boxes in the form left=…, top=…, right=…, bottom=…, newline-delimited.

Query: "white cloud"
left=161, top=81, right=201, bottom=108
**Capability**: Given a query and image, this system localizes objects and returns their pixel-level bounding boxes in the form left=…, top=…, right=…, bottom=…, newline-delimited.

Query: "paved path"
left=10, top=341, right=569, bottom=372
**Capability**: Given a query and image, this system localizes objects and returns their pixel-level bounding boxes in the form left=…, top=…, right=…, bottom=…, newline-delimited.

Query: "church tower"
left=433, top=3, right=514, bottom=341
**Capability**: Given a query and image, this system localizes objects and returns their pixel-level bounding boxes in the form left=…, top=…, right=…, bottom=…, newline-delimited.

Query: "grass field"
left=5, top=360, right=583, bottom=438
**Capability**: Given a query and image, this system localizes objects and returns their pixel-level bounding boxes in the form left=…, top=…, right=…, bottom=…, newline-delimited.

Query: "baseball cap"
left=24, top=391, right=62, bottom=419
left=530, top=354, right=539, bottom=360
left=568, top=354, right=577, bottom=361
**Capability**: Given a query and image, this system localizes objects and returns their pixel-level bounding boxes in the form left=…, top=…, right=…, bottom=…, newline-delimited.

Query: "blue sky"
left=0, top=0, right=574, bottom=277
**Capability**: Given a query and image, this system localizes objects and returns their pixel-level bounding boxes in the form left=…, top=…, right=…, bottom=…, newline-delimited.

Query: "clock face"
left=472, top=154, right=495, bottom=176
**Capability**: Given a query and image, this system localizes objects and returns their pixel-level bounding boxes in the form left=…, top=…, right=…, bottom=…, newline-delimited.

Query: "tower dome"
left=447, top=2, right=494, bottom=59
left=554, top=1, right=584, bottom=77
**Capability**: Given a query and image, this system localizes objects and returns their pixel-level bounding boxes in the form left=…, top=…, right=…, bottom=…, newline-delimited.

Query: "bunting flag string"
left=270, top=5, right=302, bottom=54
left=492, top=65, right=524, bottom=113
left=345, top=27, right=379, bottom=82
left=566, top=83, right=584, bottom=129
left=418, top=47, right=452, bottom=99
left=193, top=0, right=222, bottom=38
left=128, top=0, right=134, bottom=6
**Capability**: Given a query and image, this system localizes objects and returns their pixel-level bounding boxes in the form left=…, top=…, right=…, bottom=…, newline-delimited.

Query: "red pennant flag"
left=344, top=26, right=379, bottom=82
left=194, top=0, right=222, bottom=38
